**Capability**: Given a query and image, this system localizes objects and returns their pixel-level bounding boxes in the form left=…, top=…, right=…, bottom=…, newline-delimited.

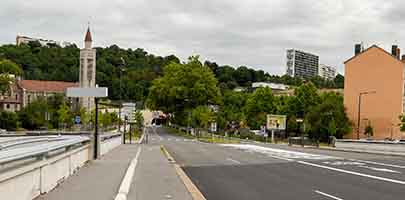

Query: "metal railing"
left=0, top=136, right=90, bottom=166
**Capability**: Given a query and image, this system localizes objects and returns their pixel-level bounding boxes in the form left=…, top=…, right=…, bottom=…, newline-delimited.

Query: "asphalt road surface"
left=146, top=127, right=405, bottom=200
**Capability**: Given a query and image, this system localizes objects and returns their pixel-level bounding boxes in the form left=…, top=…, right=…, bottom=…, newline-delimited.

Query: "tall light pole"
left=357, top=91, right=376, bottom=140
left=119, top=57, right=126, bottom=143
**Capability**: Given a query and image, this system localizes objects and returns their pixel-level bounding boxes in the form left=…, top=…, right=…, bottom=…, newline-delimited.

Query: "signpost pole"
left=94, top=98, right=99, bottom=160
left=271, top=129, right=275, bottom=144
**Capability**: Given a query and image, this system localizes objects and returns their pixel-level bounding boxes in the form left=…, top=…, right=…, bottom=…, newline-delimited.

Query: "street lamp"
left=357, top=91, right=376, bottom=140
left=118, top=57, right=126, bottom=143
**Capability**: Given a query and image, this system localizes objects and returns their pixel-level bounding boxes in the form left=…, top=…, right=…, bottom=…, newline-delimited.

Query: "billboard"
left=266, top=115, right=287, bottom=130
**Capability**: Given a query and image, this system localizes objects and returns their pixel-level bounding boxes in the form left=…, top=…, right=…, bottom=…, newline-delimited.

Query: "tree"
left=294, top=82, right=320, bottom=118
left=134, top=110, right=144, bottom=129
left=146, top=56, right=221, bottom=125
left=244, top=87, right=276, bottom=129
left=57, top=102, right=72, bottom=128
left=18, top=98, right=48, bottom=130
left=0, top=59, right=22, bottom=93
left=305, top=92, right=351, bottom=141
left=217, top=91, right=247, bottom=130
left=0, top=111, right=18, bottom=130
left=191, top=106, right=215, bottom=129
left=334, top=74, right=345, bottom=88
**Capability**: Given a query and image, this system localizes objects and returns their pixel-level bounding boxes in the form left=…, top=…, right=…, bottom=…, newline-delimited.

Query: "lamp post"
left=118, top=57, right=126, bottom=143
left=357, top=91, right=376, bottom=140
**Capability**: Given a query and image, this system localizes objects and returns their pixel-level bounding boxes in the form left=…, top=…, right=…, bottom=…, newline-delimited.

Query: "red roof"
left=85, top=27, right=92, bottom=42
left=18, top=80, right=79, bottom=93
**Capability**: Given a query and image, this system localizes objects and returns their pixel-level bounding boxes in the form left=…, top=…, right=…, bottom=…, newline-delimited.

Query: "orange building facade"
left=344, top=45, right=405, bottom=140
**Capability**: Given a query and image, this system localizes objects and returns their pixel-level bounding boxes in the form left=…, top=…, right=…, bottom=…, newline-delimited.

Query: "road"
left=147, top=127, right=405, bottom=200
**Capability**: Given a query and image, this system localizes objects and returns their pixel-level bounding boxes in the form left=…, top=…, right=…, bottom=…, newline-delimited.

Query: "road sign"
left=266, top=115, right=286, bottom=130
left=75, top=116, right=81, bottom=124
left=66, top=87, right=108, bottom=97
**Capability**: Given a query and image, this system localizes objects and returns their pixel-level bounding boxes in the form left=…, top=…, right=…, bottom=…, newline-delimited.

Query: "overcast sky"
left=0, top=0, right=403, bottom=75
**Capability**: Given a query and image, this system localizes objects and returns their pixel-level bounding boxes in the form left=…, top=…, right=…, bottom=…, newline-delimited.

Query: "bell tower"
left=79, top=26, right=96, bottom=110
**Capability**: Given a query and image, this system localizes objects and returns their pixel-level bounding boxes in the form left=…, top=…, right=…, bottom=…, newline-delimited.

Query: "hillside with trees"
left=0, top=42, right=344, bottom=103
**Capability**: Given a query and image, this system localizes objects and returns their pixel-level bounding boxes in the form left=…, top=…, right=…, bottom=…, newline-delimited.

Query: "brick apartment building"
left=344, top=44, right=405, bottom=140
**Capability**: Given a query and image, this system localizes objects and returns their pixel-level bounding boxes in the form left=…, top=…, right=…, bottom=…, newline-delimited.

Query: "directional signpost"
left=67, top=87, right=108, bottom=159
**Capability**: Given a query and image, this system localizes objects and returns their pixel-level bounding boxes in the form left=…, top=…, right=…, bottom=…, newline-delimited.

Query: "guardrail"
left=0, top=133, right=123, bottom=200
left=335, top=139, right=405, bottom=154
left=0, top=136, right=90, bottom=166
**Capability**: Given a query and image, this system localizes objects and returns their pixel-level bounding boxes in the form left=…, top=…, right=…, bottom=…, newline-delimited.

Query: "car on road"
left=0, top=129, right=7, bottom=134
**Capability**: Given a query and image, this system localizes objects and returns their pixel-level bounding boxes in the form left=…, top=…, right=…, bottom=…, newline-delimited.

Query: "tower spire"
left=84, top=24, right=92, bottom=48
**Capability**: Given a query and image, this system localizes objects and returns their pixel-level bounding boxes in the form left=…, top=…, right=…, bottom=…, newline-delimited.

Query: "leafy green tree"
left=0, top=59, right=22, bottom=93
left=244, top=87, right=276, bottom=129
left=57, top=102, right=73, bottom=128
left=217, top=91, right=247, bottom=130
left=146, top=56, right=221, bottom=125
left=305, top=92, right=351, bottom=141
left=134, top=110, right=144, bottom=129
left=294, top=82, right=321, bottom=118
left=18, top=98, right=49, bottom=130
left=191, top=106, right=215, bottom=129
left=0, top=111, right=19, bottom=130
left=334, top=74, right=345, bottom=88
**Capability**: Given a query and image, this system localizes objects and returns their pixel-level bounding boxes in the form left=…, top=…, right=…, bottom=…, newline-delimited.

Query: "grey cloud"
left=1, top=0, right=404, bottom=75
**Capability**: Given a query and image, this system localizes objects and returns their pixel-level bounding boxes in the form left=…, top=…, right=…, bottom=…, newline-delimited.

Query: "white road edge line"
left=114, top=146, right=142, bottom=200
left=298, top=161, right=405, bottom=185
left=226, top=158, right=241, bottom=164
left=314, top=190, right=344, bottom=200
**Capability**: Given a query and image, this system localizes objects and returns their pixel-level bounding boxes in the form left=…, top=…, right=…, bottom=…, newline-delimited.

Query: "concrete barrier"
left=0, top=134, right=123, bottom=200
left=335, top=139, right=405, bottom=154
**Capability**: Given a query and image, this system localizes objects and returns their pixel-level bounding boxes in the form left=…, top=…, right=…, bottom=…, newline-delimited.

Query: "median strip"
left=161, top=145, right=207, bottom=200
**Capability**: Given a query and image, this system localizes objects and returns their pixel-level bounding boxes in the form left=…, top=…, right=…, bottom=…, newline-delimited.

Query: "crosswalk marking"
left=221, top=144, right=336, bottom=160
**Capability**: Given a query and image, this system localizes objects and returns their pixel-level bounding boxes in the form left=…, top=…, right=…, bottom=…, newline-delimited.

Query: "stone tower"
left=79, top=26, right=96, bottom=110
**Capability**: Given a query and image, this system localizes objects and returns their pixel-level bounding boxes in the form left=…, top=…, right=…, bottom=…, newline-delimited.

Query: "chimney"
left=392, top=45, right=398, bottom=57
left=355, top=44, right=362, bottom=55
left=397, top=48, right=401, bottom=59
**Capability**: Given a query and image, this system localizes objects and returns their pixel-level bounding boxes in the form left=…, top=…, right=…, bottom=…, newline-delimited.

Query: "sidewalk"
left=128, top=144, right=193, bottom=200
left=37, top=145, right=140, bottom=200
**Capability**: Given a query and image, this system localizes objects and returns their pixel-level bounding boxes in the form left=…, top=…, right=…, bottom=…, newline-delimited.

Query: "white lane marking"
left=298, top=161, right=405, bottom=185
left=226, top=158, right=241, bottom=164
left=349, top=159, right=405, bottom=169
left=358, top=166, right=401, bottom=174
left=314, top=190, right=344, bottom=200
left=114, top=146, right=142, bottom=200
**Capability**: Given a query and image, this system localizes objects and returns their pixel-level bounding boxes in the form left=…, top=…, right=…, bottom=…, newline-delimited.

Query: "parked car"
left=0, top=129, right=7, bottom=134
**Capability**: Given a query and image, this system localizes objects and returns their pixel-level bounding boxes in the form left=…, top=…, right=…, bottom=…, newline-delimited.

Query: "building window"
left=28, top=95, right=31, bottom=104
left=6, top=104, right=10, bottom=109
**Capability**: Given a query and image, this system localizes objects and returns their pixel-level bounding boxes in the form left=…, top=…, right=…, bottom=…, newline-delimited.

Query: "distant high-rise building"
left=286, top=49, right=319, bottom=78
left=79, top=26, right=96, bottom=111
left=318, top=64, right=336, bottom=80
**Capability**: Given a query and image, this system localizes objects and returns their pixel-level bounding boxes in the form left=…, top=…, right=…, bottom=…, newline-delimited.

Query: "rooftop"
left=18, top=80, right=78, bottom=93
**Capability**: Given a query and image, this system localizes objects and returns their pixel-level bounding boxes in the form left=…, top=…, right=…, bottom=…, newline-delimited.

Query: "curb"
left=161, top=145, right=207, bottom=200
left=114, top=146, right=142, bottom=200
